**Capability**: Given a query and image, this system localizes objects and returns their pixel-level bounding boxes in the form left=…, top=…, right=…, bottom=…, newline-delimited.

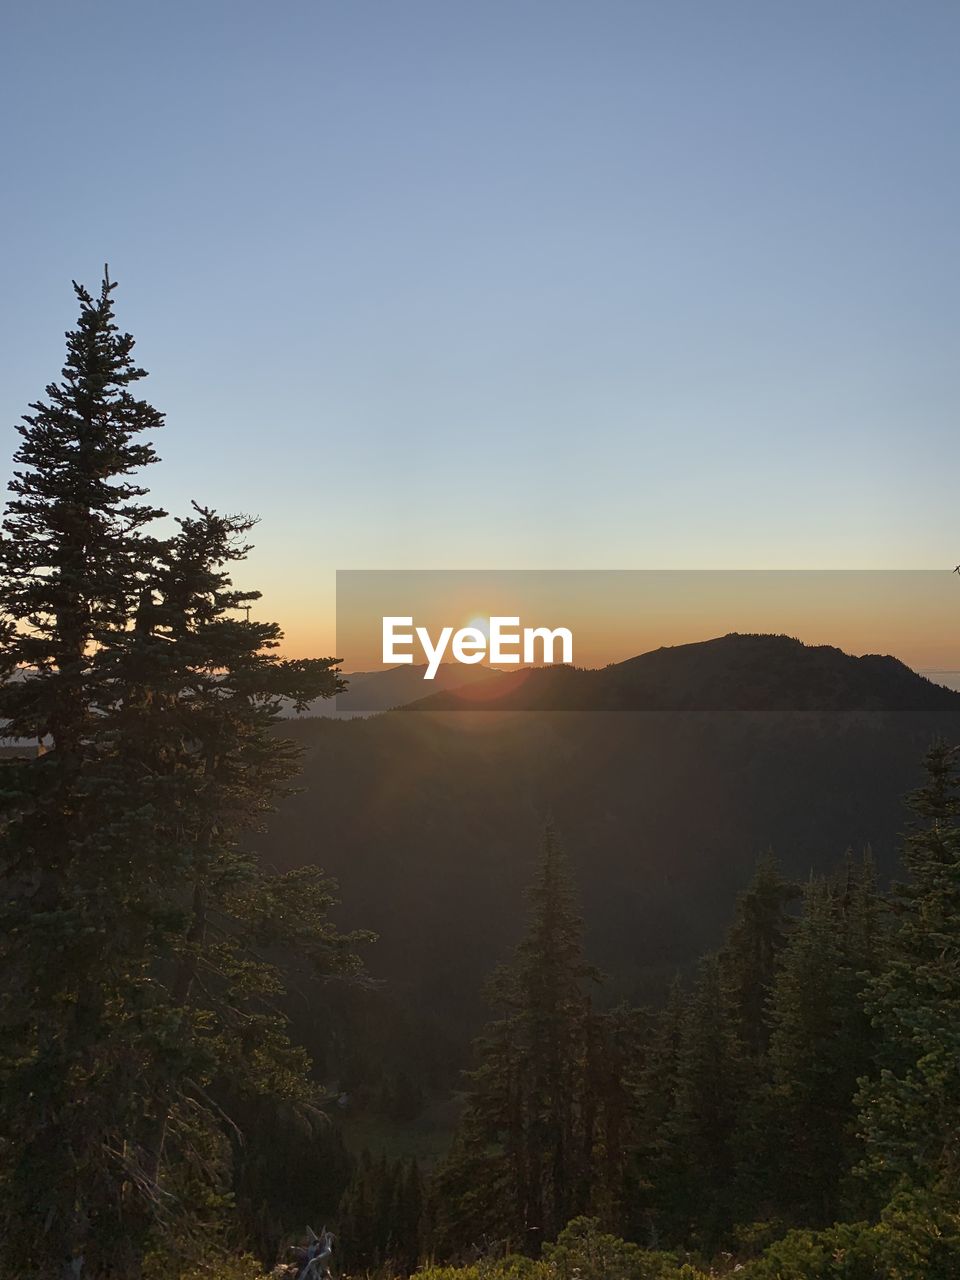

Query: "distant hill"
left=279, top=636, right=958, bottom=716
left=408, top=633, right=958, bottom=712
left=266, top=633, right=960, bottom=1047
left=276, top=661, right=506, bottom=717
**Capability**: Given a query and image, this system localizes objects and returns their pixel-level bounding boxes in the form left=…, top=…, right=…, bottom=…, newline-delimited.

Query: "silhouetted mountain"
left=268, top=634, right=960, bottom=1055
left=407, top=633, right=957, bottom=712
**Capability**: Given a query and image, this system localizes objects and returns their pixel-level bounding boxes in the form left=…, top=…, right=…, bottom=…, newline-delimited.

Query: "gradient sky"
left=337, top=571, right=960, bottom=672
left=2, top=2, right=959, bottom=659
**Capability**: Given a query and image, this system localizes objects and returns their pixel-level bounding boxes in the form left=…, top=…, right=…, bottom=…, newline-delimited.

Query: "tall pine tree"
left=720, top=854, right=797, bottom=1061
left=857, top=743, right=960, bottom=1201
left=0, top=274, right=367, bottom=1278
left=765, top=855, right=882, bottom=1225
left=0, top=272, right=170, bottom=1277
left=665, top=954, right=748, bottom=1251
left=433, top=827, right=598, bottom=1256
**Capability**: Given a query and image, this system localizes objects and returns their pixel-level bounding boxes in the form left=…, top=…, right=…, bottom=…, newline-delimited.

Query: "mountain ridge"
left=398, top=632, right=957, bottom=713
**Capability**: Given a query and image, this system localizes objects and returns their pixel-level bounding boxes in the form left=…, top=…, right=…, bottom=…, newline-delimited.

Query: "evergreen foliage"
left=338, top=1151, right=424, bottom=1274
left=433, top=828, right=599, bottom=1256
left=764, top=855, right=882, bottom=1224
left=0, top=274, right=368, bottom=1278
left=857, top=741, right=960, bottom=1200
left=720, top=854, right=797, bottom=1061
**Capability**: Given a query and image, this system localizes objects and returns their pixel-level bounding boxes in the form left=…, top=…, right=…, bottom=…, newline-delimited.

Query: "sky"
left=338, top=571, right=960, bottom=672
left=1, top=1, right=959, bottom=661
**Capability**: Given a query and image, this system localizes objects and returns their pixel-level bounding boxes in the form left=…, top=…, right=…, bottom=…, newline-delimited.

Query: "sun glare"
left=465, top=615, right=491, bottom=641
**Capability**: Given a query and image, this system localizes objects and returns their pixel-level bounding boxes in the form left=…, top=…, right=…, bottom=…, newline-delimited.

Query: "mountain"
left=280, top=635, right=956, bottom=716
left=406, top=633, right=958, bottom=712
left=276, top=661, right=505, bottom=717
left=266, top=633, right=960, bottom=1049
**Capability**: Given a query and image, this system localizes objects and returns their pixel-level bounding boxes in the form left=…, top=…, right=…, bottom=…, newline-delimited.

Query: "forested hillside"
left=326, top=752, right=960, bottom=1280
left=269, top=643, right=960, bottom=1033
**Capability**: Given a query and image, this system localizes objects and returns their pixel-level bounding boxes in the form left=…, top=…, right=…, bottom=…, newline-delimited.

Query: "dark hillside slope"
left=268, top=635, right=960, bottom=1035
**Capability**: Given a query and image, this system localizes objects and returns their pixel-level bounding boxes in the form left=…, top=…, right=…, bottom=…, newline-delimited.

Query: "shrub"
left=542, top=1217, right=707, bottom=1280
left=741, top=1192, right=960, bottom=1279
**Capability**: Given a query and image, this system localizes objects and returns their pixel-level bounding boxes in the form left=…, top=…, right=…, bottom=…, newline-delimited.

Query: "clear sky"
left=2, top=1, right=959, bottom=658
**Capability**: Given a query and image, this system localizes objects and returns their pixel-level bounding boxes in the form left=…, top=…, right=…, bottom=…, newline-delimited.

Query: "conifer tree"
left=631, top=978, right=686, bottom=1249
left=0, top=274, right=366, bottom=1278
left=765, top=855, right=882, bottom=1224
left=433, top=827, right=598, bottom=1255
left=711, top=856, right=795, bottom=1231
left=392, top=1158, right=425, bottom=1273
left=857, top=743, right=960, bottom=1201
left=665, top=954, right=748, bottom=1250
left=580, top=1006, right=642, bottom=1237
left=337, top=1151, right=424, bottom=1274
left=338, top=1149, right=379, bottom=1272
left=720, top=855, right=797, bottom=1060
left=0, top=271, right=169, bottom=1276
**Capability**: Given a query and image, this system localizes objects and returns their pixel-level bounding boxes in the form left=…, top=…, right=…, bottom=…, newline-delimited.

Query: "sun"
left=465, top=615, right=491, bottom=641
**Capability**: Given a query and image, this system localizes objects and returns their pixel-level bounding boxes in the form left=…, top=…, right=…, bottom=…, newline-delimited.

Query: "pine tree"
left=665, top=954, right=748, bottom=1251
left=631, top=979, right=686, bottom=1248
left=582, top=1005, right=645, bottom=1237
left=720, top=855, right=797, bottom=1061
left=432, top=827, right=599, bottom=1256
left=857, top=743, right=960, bottom=1200
left=338, top=1149, right=379, bottom=1272
left=0, top=274, right=367, bottom=1278
left=392, top=1158, right=425, bottom=1273
left=0, top=269, right=165, bottom=752
left=0, top=271, right=169, bottom=1276
left=764, top=855, right=882, bottom=1224
left=337, top=1150, right=424, bottom=1274
left=712, top=855, right=797, bottom=1229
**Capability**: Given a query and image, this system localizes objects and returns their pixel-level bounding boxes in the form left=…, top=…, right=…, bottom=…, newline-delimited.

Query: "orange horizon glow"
left=261, top=570, right=960, bottom=676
